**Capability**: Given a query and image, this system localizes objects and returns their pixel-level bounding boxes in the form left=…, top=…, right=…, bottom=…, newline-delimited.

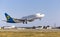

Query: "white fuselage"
left=13, top=13, right=45, bottom=23
left=21, top=13, right=45, bottom=20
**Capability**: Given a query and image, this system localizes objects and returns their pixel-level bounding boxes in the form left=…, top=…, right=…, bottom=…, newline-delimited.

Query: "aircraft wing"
left=14, top=18, right=35, bottom=22
left=13, top=18, right=35, bottom=24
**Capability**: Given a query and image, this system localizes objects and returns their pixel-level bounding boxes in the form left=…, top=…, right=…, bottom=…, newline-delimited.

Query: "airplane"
left=4, top=13, right=45, bottom=24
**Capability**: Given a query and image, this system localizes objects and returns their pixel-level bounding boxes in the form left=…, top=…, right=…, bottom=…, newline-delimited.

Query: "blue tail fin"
left=5, top=13, right=15, bottom=23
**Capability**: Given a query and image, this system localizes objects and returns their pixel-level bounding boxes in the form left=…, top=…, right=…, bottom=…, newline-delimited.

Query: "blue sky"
left=0, top=0, right=60, bottom=27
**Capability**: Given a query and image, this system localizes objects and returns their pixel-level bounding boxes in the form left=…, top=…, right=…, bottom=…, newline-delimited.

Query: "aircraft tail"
left=5, top=13, right=15, bottom=23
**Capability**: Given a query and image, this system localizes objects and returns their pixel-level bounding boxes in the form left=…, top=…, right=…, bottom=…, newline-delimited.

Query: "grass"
left=0, top=30, right=60, bottom=37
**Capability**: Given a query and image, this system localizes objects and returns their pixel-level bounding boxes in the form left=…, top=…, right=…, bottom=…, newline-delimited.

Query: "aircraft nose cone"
left=36, top=13, right=45, bottom=17
left=41, top=14, right=45, bottom=17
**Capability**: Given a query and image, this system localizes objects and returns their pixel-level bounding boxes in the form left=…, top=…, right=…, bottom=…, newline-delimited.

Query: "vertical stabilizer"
left=5, top=13, right=15, bottom=23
